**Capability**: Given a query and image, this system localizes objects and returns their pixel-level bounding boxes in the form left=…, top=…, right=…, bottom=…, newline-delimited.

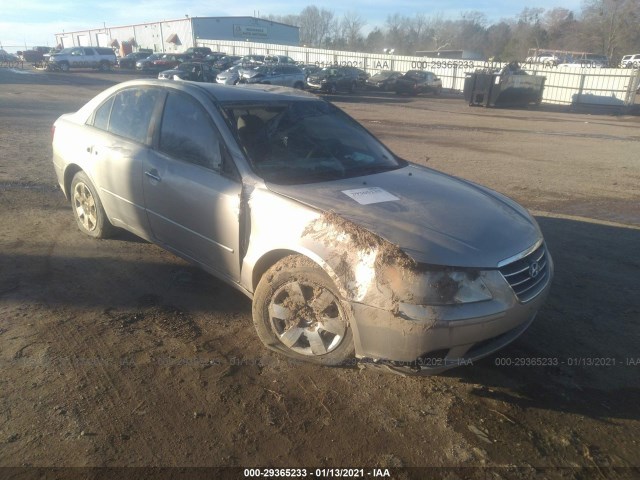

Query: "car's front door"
left=143, top=90, right=242, bottom=281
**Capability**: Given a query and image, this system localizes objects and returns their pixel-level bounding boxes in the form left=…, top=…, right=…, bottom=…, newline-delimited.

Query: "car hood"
left=266, top=164, right=541, bottom=268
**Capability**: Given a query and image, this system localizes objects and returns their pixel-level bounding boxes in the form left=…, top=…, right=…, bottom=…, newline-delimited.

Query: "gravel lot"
left=0, top=66, right=639, bottom=478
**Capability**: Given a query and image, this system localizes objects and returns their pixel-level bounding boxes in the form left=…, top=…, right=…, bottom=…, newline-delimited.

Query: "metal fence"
left=199, top=39, right=640, bottom=107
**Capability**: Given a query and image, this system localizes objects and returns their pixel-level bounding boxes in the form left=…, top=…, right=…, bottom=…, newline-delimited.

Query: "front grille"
left=499, top=243, right=550, bottom=303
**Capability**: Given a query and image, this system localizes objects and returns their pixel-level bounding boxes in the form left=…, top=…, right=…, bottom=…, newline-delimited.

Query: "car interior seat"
left=237, top=114, right=269, bottom=162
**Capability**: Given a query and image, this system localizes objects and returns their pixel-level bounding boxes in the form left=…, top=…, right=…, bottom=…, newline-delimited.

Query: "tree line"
left=263, top=1, right=640, bottom=62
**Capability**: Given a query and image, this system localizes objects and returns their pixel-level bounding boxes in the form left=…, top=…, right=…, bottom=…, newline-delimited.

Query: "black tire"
left=349, top=81, right=357, bottom=93
left=293, top=81, right=304, bottom=89
left=59, top=61, right=70, bottom=72
left=70, top=171, right=115, bottom=239
left=252, top=255, right=355, bottom=366
left=99, top=61, right=111, bottom=72
left=327, top=83, right=337, bottom=94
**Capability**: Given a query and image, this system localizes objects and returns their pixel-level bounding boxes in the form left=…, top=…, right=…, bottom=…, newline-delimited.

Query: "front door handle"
left=144, top=170, right=161, bottom=182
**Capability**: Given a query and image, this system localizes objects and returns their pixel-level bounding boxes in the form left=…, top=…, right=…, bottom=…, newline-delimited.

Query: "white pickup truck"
left=47, top=47, right=117, bottom=72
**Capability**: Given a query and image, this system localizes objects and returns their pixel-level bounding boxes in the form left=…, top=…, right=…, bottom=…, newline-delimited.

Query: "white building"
left=55, top=17, right=300, bottom=53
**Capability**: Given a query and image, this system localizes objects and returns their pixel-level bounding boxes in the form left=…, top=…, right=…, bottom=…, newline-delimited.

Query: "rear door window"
left=107, top=88, right=162, bottom=144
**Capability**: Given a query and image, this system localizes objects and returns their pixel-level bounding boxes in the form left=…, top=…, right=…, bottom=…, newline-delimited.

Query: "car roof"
left=106, top=79, right=317, bottom=103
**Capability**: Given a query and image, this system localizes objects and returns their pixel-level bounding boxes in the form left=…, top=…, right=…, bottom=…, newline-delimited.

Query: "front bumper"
left=306, top=81, right=327, bottom=91
left=347, top=256, right=553, bottom=375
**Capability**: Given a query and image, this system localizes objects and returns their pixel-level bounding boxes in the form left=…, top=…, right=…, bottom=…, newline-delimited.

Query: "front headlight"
left=386, top=267, right=493, bottom=305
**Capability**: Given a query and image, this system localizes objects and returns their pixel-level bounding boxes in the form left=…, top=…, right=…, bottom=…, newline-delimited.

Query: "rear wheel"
left=70, top=171, right=115, bottom=239
left=252, top=255, right=355, bottom=366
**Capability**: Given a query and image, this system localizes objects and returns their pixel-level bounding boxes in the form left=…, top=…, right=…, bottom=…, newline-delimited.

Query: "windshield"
left=222, top=100, right=403, bottom=185
left=319, top=67, right=338, bottom=76
left=371, top=71, right=394, bottom=80
left=404, top=71, right=425, bottom=80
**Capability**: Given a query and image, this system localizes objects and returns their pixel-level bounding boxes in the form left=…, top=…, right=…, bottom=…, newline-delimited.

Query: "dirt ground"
left=0, top=66, right=639, bottom=479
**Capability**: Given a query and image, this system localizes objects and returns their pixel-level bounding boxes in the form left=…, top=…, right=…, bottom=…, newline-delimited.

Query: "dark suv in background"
left=306, top=66, right=369, bottom=94
left=183, top=47, right=212, bottom=59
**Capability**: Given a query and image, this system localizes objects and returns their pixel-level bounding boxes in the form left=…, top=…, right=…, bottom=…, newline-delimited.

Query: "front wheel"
left=59, top=61, right=70, bottom=72
left=70, top=171, right=115, bottom=239
left=252, top=255, right=355, bottom=365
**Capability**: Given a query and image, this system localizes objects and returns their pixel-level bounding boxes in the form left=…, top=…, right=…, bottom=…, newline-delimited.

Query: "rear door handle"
left=144, top=170, right=161, bottom=182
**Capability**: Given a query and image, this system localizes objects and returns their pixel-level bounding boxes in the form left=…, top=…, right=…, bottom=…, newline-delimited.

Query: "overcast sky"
left=1, top=0, right=583, bottom=51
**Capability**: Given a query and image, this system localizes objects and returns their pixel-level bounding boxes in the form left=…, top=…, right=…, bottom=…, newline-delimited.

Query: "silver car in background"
left=51, top=80, right=553, bottom=374
left=239, top=65, right=306, bottom=89
left=216, top=64, right=244, bottom=85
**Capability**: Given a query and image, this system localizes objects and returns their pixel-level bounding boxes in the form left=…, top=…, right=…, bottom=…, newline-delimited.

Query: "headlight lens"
left=388, top=268, right=493, bottom=305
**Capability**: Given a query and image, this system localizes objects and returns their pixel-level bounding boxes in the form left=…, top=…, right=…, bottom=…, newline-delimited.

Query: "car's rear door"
left=85, top=86, right=163, bottom=238
left=82, top=48, right=97, bottom=68
left=143, top=89, right=242, bottom=281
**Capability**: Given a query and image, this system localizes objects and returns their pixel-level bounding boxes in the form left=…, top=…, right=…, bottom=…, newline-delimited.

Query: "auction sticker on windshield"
left=342, top=187, right=399, bottom=205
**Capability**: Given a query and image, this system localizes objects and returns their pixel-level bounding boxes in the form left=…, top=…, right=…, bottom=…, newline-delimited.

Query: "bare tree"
left=426, top=14, right=455, bottom=52
left=542, top=8, right=576, bottom=50
left=339, top=11, right=367, bottom=51
left=384, top=14, right=407, bottom=53
left=410, top=14, right=429, bottom=48
left=266, top=3, right=640, bottom=62
left=579, top=0, right=640, bottom=60
left=298, top=6, right=335, bottom=47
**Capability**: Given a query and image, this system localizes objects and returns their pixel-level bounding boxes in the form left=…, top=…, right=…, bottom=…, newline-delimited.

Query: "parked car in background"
left=240, top=54, right=265, bottom=65
left=158, top=62, right=218, bottom=82
left=214, top=55, right=242, bottom=71
left=395, top=70, right=442, bottom=96
left=238, top=64, right=306, bottom=88
left=558, top=53, right=608, bottom=68
left=264, top=55, right=297, bottom=65
left=525, top=52, right=560, bottom=66
left=18, top=46, right=49, bottom=63
left=136, top=53, right=163, bottom=72
left=51, top=79, right=553, bottom=375
left=216, top=64, right=246, bottom=85
left=557, top=60, right=606, bottom=69
left=183, top=46, right=212, bottom=59
left=0, top=49, right=20, bottom=64
left=204, top=53, right=227, bottom=65
left=147, top=53, right=191, bottom=73
left=300, top=64, right=321, bottom=80
left=366, top=70, right=403, bottom=91
left=47, top=47, right=117, bottom=72
left=306, top=66, right=368, bottom=94
left=118, top=51, right=152, bottom=69
left=620, top=54, right=640, bottom=68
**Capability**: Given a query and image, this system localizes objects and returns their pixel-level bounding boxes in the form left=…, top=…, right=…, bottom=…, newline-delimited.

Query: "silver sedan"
left=51, top=80, right=553, bottom=374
